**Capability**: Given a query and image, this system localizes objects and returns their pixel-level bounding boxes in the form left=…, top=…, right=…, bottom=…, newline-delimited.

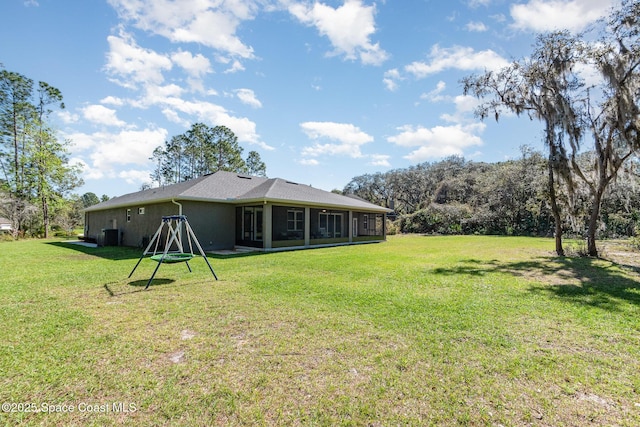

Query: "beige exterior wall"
left=85, top=201, right=178, bottom=247
left=85, top=200, right=386, bottom=252
left=85, top=201, right=236, bottom=250
left=180, top=201, right=235, bottom=250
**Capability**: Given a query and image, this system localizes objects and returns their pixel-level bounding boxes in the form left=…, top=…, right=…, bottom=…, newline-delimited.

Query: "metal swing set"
left=128, top=215, right=218, bottom=289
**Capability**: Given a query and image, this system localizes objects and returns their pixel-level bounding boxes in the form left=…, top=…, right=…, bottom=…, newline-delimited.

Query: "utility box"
left=102, top=228, right=119, bottom=246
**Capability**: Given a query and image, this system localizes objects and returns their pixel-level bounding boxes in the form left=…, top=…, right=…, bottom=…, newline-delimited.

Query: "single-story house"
left=0, top=217, right=12, bottom=233
left=83, top=171, right=391, bottom=251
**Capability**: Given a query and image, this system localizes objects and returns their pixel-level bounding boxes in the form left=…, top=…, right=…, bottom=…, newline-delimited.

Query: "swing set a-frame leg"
left=129, top=215, right=218, bottom=289
left=129, top=221, right=165, bottom=279
left=145, top=257, right=164, bottom=289
left=185, top=221, right=218, bottom=280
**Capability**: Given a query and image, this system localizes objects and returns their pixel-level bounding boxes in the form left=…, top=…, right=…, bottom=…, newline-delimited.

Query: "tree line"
left=149, top=122, right=266, bottom=187
left=0, top=66, right=267, bottom=238
left=461, top=0, right=639, bottom=256
left=0, top=85, right=266, bottom=238
left=344, top=151, right=640, bottom=243
left=346, top=0, right=639, bottom=256
left=0, top=68, right=82, bottom=238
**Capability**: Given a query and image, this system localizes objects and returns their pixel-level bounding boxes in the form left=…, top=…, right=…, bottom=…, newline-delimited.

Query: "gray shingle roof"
left=84, top=171, right=390, bottom=213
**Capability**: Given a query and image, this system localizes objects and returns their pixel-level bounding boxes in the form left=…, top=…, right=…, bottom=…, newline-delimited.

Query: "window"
left=318, top=212, right=343, bottom=238
left=363, top=214, right=368, bottom=230
left=126, top=209, right=131, bottom=222
left=138, top=207, right=145, bottom=215
left=287, top=210, right=303, bottom=231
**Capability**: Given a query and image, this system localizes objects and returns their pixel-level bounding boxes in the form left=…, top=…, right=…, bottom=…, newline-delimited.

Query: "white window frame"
left=318, top=212, right=343, bottom=238
left=287, top=209, right=304, bottom=231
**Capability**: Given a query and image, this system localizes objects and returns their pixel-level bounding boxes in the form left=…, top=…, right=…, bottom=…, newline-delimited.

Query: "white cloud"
left=289, top=0, right=388, bottom=65
left=69, top=157, right=103, bottom=180
left=66, top=127, right=168, bottom=181
left=300, top=121, right=373, bottom=158
left=421, top=80, right=447, bottom=102
left=100, top=96, right=125, bottom=106
left=491, top=13, right=506, bottom=23
left=510, top=0, right=615, bottom=33
left=465, top=21, right=488, bottom=32
left=159, top=97, right=272, bottom=149
left=468, top=0, right=492, bottom=6
left=224, top=60, right=245, bottom=74
left=453, top=94, right=482, bottom=114
left=405, top=45, right=509, bottom=79
left=82, top=105, right=126, bottom=127
left=419, top=84, right=482, bottom=124
left=369, top=154, right=391, bottom=167
left=387, top=124, right=484, bottom=162
left=171, top=50, right=212, bottom=77
left=235, top=88, right=262, bottom=108
left=119, top=169, right=153, bottom=186
left=574, top=60, right=603, bottom=89
left=58, top=110, right=79, bottom=124
left=383, top=68, right=401, bottom=91
left=139, top=84, right=185, bottom=106
left=299, top=158, right=320, bottom=166
left=105, top=30, right=172, bottom=88
left=107, top=0, right=256, bottom=59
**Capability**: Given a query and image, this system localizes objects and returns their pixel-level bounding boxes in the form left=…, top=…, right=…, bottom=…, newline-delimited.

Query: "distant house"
left=83, top=171, right=391, bottom=251
left=0, top=217, right=12, bottom=233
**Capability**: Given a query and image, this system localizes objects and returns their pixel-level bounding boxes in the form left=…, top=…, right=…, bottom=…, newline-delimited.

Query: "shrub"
left=399, top=203, right=471, bottom=235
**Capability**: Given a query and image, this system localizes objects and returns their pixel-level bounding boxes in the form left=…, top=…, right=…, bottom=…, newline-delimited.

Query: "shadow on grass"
left=48, top=241, right=268, bottom=262
left=128, top=278, right=176, bottom=288
left=207, top=251, right=266, bottom=260
left=432, top=255, right=640, bottom=311
left=103, top=278, right=176, bottom=296
left=48, top=241, right=142, bottom=261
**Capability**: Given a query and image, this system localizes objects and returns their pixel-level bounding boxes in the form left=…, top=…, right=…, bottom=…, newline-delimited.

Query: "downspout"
left=172, top=199, right=183, bottom=216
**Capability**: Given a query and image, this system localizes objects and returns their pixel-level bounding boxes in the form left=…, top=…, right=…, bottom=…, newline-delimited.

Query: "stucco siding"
left=85, top=202, right=178, bottom=246
left=180, top=201, right=235, bottom=250
left=86, top=201, right=236, bottom=250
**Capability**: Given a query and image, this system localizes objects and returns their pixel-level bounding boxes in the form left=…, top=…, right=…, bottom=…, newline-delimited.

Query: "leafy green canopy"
left=0, top=69, right=83, bottom=238
left=150, top=123, right=266, bottom=185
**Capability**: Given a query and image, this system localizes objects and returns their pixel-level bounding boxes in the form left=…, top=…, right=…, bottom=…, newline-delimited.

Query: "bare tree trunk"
left=547, top=154, right=564, bottom=256
left=42, top=195, right=49, bottom=239
left=586, top=190, right=603, bottom=257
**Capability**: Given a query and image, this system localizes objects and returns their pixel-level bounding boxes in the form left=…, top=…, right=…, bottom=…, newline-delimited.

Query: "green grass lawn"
left=1, top=235, right=639, bottom=426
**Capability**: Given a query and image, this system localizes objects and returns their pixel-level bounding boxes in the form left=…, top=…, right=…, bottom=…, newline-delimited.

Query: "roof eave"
left=84, top=195, right=391, bottom=213
left=237, top=197, right=391, bottom=212
left=82, top=195, right=237, bottom=212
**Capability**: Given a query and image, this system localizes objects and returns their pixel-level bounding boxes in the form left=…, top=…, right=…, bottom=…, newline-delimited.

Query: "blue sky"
left=1, top=0, right=618, bottom=197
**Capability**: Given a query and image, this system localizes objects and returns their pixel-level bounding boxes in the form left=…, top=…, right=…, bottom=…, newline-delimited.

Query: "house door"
left=242, top=207, right=263, bottom=241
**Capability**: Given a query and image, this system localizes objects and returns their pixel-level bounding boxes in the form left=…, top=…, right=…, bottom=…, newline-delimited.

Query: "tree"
left=53, top=194, right=84, bottom=236
left=204, top=125, right=246, bottom=173
left=462, top=1, right=640, bottom=257
left=81, top=192, right=100, bottom=208
left=245, top=150, right=267, bottom=177
left=0, top=70, right=34, bottom=232
left=33, top=81, right=73, bottom=238
left=151, top=123, right=267, bottom=184
left=462, top=31, right=584, bottom=255
left=571, top=0, right=640, bottom=255
left=0, top=69, right=82, bottom=237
